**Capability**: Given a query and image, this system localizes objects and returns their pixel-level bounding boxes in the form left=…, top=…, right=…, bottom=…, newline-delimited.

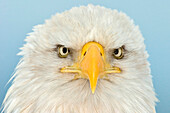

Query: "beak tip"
left=91, top=90, right=95, bottom=94
left=91, top=87, right=96, bottom=94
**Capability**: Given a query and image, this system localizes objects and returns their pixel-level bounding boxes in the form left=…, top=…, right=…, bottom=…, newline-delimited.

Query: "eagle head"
left=3, top=5, right=157, bottom=113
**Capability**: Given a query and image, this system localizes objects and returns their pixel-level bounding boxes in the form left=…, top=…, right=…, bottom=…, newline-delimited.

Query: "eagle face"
left=3, top=5, right=157, bottom=113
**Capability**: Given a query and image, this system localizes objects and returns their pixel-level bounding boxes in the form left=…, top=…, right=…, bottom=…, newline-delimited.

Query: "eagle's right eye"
left=57, top=45, right=70, bottom=58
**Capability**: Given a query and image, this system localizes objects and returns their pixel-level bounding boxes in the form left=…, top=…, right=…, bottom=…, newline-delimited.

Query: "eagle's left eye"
left=58, top=45, right=70, bottom=58
left=113, top=47, right=124, bottom=59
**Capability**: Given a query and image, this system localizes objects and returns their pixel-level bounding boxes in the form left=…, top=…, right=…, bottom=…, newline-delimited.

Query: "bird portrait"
left=2, top=5, right=158, bottom=113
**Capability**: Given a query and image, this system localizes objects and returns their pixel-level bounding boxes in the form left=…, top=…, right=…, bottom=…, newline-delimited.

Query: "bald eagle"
left=2, top=5, right=157, bottom=113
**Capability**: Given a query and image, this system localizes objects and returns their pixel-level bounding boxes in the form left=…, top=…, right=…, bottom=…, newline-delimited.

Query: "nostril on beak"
left=84, top=51, right=87, bottom=56
left=100, top=52, right=102, bottom=56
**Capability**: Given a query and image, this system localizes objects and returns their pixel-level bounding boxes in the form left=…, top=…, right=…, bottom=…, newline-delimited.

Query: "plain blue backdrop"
left=0, top=0, right=170, bottom=112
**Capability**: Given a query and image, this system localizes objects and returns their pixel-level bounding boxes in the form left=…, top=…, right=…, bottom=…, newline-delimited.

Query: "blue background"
left=0, top=0, right=170, bottom=112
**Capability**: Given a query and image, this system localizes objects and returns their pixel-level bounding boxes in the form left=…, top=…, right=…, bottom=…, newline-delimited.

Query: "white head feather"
left=2, top=5, right=158, bottom=113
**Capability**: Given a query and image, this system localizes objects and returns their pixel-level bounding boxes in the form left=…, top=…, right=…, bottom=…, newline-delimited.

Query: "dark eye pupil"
left=114, top=49, right=119, bottom=55
left=62, top=47, right=67, bottom=53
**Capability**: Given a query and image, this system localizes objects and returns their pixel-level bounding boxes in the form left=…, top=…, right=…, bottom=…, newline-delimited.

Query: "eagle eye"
left=57, top=45, right=70, bottom=58
left=113, top=47, right=124, bottom=59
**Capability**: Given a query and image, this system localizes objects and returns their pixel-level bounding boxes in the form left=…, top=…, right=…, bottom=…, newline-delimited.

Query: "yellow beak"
left=61, top=42, right=121, bottom=94
left=80, top=42, right=105, bottom=93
